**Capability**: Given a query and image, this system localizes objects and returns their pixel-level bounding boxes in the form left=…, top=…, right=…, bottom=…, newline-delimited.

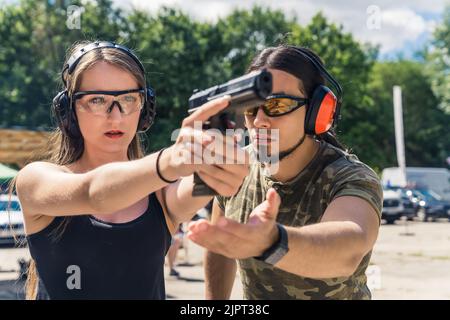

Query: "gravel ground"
left=0, top=220, right=449, bottom=300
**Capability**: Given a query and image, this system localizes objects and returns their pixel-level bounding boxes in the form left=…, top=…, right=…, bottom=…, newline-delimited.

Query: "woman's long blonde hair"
left=8, top=40, right=148, bottom=299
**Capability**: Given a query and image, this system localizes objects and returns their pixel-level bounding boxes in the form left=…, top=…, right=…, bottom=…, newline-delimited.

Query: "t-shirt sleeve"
left=328, top=162, right=383, bottom=223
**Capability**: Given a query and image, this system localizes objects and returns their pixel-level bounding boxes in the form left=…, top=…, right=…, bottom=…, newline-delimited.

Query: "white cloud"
left=353, top=7, right=439, bottom=52
left=380, top=8, right=435, bottom=51
left=112, top=0, right=448, bottom=54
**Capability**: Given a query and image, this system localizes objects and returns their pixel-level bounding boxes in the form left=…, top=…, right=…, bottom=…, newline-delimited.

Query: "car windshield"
left=0, top=201, right=21, bottom=211
left=416, top=189, right=442, bottom=201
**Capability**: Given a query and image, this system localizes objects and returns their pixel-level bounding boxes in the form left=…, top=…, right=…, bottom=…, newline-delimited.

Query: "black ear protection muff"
left=288, top=46, right=343, bottom=135
left=52, top=41, right=156, bottom=138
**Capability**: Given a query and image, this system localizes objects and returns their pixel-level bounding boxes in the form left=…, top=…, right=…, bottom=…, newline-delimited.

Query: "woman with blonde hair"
left=13, top=41, right=248, bottom=299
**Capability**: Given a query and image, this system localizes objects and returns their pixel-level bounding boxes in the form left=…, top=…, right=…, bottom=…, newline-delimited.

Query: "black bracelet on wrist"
left=254, top=223, right=289, bottom=265
left=156, top=148, right=178, bottom=184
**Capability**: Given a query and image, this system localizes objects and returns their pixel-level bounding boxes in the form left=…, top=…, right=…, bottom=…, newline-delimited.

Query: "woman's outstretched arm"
left=16, top=151, right=176, bottom=218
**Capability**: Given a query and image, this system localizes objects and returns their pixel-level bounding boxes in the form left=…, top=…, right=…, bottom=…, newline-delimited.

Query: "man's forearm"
left=275, top=221, right=369, bottom=278
left=205, top=250, right=237, bottom=299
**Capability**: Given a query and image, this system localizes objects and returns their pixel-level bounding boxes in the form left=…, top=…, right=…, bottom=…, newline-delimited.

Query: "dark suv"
left=416, top=189, right=450, bottom=222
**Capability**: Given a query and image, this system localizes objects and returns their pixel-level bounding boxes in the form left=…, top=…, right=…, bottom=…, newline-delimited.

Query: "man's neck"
left=267, top=137, right=320, bottom=183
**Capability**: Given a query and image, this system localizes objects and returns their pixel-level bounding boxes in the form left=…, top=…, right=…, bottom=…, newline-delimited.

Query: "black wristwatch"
left=254, top=223, right=289, bottom=265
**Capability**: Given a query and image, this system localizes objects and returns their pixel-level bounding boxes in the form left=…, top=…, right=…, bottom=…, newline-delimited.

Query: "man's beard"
left=252, top=133, right=306, bottom=164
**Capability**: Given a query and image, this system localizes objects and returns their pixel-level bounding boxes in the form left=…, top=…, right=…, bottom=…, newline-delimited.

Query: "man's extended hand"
left=187, top=188, right=282, bottom=259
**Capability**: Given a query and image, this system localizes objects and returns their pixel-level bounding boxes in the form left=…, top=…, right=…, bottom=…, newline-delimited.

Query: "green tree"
left=0, top=0, right=127, bottom=128
left=215, top=6, right=293, bottom=76
left=368, top=60, right=450, bottom=169
left=425, top=5, right=450, bottom=113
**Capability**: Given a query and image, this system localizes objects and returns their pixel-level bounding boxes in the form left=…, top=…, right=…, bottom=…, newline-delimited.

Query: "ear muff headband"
left=61, top=41, right=146, bottom=86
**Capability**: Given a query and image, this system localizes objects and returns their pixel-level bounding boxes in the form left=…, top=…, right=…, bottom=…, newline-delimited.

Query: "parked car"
left=382, top=189, right=404, bottom=224
left=0, top=194, right=25, bottom=244
left=381, top=167, right=450, bottom=201
left=386, top=187, right=420, bottom=220
left=415, top=189, right=450, bottom=222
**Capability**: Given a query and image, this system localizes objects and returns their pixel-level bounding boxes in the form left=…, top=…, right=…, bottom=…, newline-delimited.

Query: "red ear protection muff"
left=305, top=85, right=337, bottom=135
left=51, top=41, right=156, bottom=138
left=289, top=46, right=343, bottom=135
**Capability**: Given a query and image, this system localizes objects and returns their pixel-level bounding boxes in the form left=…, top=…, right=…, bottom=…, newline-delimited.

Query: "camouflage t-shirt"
left=216, top=140, right=382, bottom=300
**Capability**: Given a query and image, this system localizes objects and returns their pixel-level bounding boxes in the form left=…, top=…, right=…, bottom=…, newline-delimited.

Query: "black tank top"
left=26, top=192, right=171, bottom=299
